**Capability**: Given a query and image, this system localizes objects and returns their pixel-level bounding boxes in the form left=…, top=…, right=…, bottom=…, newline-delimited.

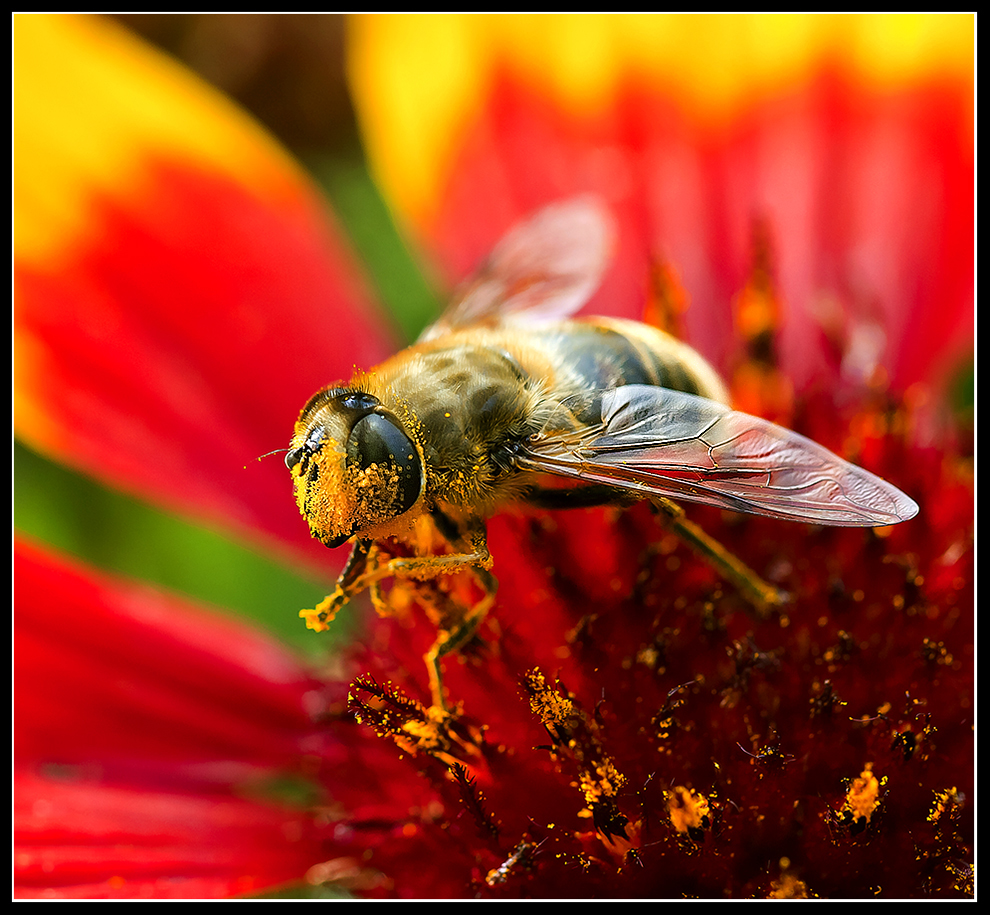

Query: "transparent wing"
left=516, top=385, right=919, bottom=526
left=418, top=196, right=614, bottom=342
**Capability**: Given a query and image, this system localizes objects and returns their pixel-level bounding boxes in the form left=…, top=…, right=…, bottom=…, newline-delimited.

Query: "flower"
left=15, top=13, right=972, bottom=899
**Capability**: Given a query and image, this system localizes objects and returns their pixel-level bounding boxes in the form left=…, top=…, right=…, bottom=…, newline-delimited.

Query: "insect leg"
left=424, top=566, right=498, bottom=712
left=381, top=517, right=497, bottom=711
left=302, top=525, right=498, bottom=711
left=371, top=510, right=495, bottom=583
left=300, top=539, right=375, bottom=631
left=650, top=497, right=787, bottom=616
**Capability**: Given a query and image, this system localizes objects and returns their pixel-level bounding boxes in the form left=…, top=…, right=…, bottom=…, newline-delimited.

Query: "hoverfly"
left=287, top=198, right=918, bottom=709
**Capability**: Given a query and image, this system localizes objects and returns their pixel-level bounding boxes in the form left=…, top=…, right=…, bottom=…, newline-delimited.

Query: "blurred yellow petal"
left=14, top=14, right=307, bottom=271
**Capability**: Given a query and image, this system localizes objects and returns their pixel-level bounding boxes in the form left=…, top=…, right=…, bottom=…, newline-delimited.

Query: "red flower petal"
left=14, top=770, right=323, bottom=900
left=14, top=539, right=331, bottom=898
left=15, top=538, right=321, bottom=768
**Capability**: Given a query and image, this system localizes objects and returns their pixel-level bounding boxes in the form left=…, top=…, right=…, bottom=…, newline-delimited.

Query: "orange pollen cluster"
left=842, top=764, right=882, bottom=824
left=667, top=785, right=711, bottom=834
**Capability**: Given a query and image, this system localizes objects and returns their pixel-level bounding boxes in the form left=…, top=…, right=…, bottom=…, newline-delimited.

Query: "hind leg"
left=650, top=497, right=787, bottom=616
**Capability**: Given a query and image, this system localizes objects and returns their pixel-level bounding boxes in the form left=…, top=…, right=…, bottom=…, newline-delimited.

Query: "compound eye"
left=347, top=413, right=423, bottom=515
left=285, top=447, right=304, bottom=470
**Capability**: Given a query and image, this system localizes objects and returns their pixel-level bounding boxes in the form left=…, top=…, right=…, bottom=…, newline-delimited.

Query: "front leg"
left=299, top=524, right=493, bottom=633
left=299, top=539, right=374, bottom=632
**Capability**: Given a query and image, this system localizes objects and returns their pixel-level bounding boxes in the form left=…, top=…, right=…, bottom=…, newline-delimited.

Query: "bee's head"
left=287, top=388, right=424, bottom=548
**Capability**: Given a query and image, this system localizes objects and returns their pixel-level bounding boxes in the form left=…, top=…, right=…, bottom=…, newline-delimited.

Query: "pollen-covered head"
left=286, top=389, right=425, bottom=548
